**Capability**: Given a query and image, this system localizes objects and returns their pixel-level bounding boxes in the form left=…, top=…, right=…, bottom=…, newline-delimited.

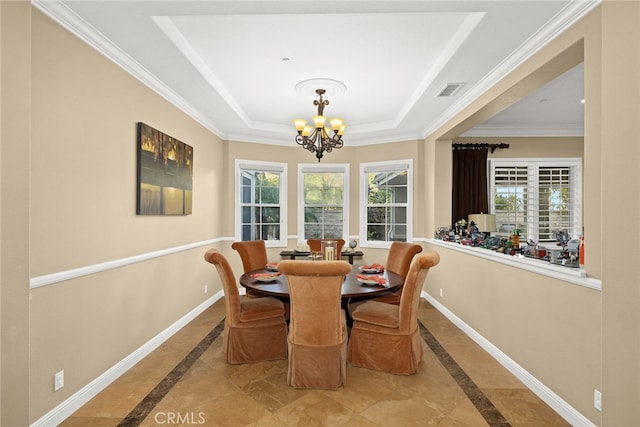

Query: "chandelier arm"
left=295, top=131, right=325, bottom=160
left=331, top=134, right=343, bottom=148
left=295, top=134, right=307, bottom=147
left=321, top=134, right=342, bottom=150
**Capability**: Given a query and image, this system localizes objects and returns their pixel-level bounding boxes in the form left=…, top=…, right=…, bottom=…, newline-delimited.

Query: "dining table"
left=239, top=264, right=403, bottom=299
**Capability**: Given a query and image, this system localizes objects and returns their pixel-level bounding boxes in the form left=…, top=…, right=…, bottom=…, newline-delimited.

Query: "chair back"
left=386, top=242, right=423, bottom=279
left=232, top=240, right=268, bottom=273
left=306, top=239, right=345, bottom=260
left=278, top=260, right=351, bottom=345
left=204, top=249, right=240, bottom=324
left=397, top=251, right=440, bottom=333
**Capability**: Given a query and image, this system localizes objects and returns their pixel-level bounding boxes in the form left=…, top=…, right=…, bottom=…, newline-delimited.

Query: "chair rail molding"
left=30, top=238, right=221, bottom=289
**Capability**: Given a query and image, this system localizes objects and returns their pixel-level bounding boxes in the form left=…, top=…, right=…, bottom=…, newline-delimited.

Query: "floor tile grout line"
left=418, top=320, right=512, bottom=427
left=117, top=320, right=226, bottom=427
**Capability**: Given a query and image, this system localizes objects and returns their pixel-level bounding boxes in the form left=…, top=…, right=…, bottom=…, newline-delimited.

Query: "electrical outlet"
left=204, top=284, right=208, bottom=294
left=54, top=371, right=64, bottom=391
left=594, top=389, right=602, bottom=411
left=439, top=288, right=443, bottom=297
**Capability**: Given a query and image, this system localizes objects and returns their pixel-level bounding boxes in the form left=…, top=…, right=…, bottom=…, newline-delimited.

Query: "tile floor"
left=61, top=298, right=569, bottom=427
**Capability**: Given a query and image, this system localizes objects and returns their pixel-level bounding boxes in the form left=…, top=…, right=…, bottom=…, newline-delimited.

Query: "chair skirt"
left=223, top=318, right=288, bottom=364
left=347, top=325, right=423, bottom=375
left=287, top=337, right=347, bottom=389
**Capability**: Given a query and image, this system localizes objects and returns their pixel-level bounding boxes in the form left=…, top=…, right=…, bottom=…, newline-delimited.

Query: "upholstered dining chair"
left=277, top=259, right=352, bottom=389
left=306, top=239, right=346, bottom=260
left=232, top=240, right=272, bottom=299
left=370, top=242, right=423, bottom=305
left=347, top=251, right=440, bottom=375
left=204, top=249, right=287, bottom=364
left=232, top=240, right=268, bottom=273
left=232, top=239, right=290, bottom=319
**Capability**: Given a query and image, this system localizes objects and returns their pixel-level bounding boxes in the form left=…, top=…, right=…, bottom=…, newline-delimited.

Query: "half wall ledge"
left=426, top=238, right=601, bottom=291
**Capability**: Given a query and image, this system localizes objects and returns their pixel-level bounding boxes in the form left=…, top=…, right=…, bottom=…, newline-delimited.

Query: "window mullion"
left=489, top=163, right=497, bottom=215
left=527, top=165, right=539, bottom=241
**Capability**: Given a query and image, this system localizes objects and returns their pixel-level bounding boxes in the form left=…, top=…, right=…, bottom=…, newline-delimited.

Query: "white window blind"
left=490, top=159, right=581, bottom=242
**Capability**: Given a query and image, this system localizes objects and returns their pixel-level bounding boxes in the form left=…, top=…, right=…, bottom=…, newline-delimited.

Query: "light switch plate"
left=54, top=370, right=64, bottom=391
left=594, top=389, right=602, bottom=411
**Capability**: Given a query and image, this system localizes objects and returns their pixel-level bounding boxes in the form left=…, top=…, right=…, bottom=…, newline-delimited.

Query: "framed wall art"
left=136, top=122, right=193, bottom=215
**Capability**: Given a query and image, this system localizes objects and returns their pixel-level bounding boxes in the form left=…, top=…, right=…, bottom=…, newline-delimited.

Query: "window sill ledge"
left=426, top=238, right=601, bottom=291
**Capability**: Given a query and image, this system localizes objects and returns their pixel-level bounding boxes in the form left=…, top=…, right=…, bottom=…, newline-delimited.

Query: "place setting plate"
left=358, top=265, right=384, bottom=274
left=356, top=277, right=382, bottom=286
left=266, top=263, right=279, bottom=272
left=252, top=273, right=281, bottom=283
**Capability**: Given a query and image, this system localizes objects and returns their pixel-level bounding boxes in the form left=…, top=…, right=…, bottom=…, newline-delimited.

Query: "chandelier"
left=294, top=89, right=345, bottom=162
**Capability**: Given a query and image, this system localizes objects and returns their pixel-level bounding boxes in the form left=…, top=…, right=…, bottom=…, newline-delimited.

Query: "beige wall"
left=30, top=14, right=222, bottom=275
left=28, top=9, right=225, bottom=421
left=1, top=1, right=32, bottom=425
left=599, top=2, right=640, bottom=425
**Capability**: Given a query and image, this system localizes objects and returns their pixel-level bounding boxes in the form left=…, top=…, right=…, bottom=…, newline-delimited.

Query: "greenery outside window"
left=360, top=160, right=413, bottom=248
left=489, top=158, right=582, bottom=242
left=235, top=160, right=287, bottom=247
left=298, top=164, right=349, bottom=241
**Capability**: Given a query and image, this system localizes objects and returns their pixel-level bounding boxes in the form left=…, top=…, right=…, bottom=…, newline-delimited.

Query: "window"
left=298, top=164, right=349, bottom=240
left=360, top=160, right=413, bottom=247
left=490, top=158, right=582, bottom=242
left=235, top=160, right=287, bottom=246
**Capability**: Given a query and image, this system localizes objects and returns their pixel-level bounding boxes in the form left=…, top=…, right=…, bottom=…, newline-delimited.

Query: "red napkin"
left=251, top=272, right=281, bottom=279
left=356, top=274, right=388, bottom=287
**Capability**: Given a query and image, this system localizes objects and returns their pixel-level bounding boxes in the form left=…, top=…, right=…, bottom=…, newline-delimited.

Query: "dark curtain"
left=451, top=143, right=489, bottom=227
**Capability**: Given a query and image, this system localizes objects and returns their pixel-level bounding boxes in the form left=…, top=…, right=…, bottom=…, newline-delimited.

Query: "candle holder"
left=321, top=240, right=337, bottom=260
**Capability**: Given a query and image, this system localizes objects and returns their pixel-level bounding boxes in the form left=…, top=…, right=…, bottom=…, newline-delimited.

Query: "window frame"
left=359, top=160, right=414, bottom=249
left=297, top=163, right=349, bottom=243
left=489, top=157, right=582, bottom=242
left=235, top=159, right=288, bottom=248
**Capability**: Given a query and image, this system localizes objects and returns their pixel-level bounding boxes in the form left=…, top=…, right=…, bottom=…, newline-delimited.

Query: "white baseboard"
left=31, top=291, right=224, bottom=427
left=422, top=291, right=596, bottom=427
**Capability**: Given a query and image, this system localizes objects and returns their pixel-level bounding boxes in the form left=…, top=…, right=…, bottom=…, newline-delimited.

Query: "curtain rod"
left=452, top=143, right=510, bottom=153
left=489, top=143, right=510, bottom=153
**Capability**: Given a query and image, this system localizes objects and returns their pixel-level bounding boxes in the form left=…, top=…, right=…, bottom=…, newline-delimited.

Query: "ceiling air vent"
left=437, top=83, right=465, bottom=97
